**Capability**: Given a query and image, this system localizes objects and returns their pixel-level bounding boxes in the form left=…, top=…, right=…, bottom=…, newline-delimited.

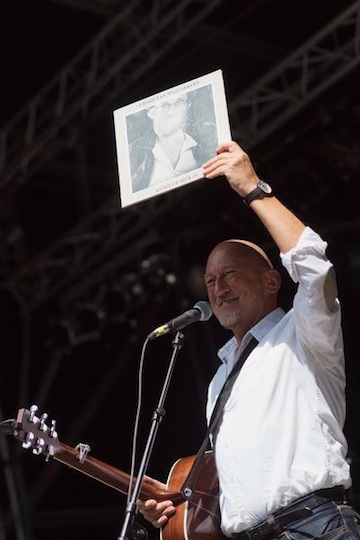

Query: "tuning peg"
left=29, top=405, right=39, bottom=423
left=49, top=420, right=58, bottom=439
left=32, top=437, right=45, bottom=455
left=40, top=413, right=48, bottom=432
left=22, top=431, right=35, bottom=449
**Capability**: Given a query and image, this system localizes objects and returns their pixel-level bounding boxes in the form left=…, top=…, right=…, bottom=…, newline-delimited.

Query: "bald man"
left=139, top=141, right=359, bottom=540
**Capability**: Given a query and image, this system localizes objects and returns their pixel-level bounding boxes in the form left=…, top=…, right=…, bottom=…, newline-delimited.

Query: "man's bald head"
left=207, top=239, right=274, bottom=271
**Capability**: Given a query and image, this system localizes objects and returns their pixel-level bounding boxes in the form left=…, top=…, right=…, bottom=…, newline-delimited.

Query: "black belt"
left=233, top=486, right=347, bottom=540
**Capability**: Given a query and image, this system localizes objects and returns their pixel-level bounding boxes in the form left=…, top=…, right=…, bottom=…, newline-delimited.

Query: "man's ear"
left=264, top=268, right=281, bottom=294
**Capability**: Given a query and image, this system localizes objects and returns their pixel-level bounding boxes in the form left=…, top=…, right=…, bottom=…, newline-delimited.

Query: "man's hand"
left=203, top=139, right=306, bottom=253
left=202, top=140, right=260, bottom=197
left=137, top=499, right=176, bottom=528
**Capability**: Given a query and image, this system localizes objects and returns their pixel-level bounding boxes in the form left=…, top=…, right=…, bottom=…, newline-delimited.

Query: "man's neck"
left=232, top=306, right=279, bottom=346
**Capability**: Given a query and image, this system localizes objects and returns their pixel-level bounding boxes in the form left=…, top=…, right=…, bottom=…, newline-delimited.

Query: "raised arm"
left=202, top=141, right=306, bottom=254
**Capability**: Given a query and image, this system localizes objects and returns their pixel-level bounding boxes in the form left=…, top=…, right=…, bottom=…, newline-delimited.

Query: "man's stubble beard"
left=216, top=307, right=242, bottom=330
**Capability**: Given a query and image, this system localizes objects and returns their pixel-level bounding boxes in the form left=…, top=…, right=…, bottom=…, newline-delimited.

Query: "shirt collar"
left=152, top=130, right=197, bottom=158
left=217, top=307, right=285, bottom=365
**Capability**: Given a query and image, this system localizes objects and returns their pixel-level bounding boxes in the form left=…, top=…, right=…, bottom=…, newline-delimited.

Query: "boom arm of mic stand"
left=117, top=331, right=185, bottom=540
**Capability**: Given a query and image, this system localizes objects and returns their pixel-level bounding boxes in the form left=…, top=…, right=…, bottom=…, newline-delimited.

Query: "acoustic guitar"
left=1, top=406, right=223, bottom=540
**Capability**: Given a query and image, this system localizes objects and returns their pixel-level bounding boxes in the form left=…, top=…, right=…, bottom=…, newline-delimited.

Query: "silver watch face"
left=259, top=180, right=272, bottom=194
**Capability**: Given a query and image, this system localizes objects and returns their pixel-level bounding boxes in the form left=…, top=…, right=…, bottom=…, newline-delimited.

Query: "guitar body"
left=161, top=452, right=224, bottom=540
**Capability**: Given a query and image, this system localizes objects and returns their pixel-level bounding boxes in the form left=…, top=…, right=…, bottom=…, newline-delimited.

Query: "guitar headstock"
left=10, top=405, right=61, bottom=459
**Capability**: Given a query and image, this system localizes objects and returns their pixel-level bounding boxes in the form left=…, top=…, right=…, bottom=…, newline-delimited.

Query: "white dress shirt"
left=206, top=227, right=351, bottom=537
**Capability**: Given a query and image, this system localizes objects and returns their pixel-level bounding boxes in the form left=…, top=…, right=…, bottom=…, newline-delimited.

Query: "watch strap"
left=244, top=185, right=264, bottom=206
left=244, top=181, right=273, bottom=206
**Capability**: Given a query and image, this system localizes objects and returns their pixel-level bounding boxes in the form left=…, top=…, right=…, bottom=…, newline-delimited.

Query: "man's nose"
left=214, top=277, right=230, bottom=296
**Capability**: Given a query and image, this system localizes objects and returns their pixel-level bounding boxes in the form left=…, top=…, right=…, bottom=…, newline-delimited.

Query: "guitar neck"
left=56, top=442, right=184, bottom=504
left=3, top=407, right=223, bottom=540
left=5, top=408, right=185, bottom=506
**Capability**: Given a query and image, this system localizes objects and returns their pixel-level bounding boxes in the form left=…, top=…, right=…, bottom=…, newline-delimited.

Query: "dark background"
left=0, top=1, right=360, bottom=539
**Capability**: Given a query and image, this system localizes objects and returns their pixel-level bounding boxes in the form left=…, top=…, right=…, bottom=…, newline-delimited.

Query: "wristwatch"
left=243, top=180, right=274, bottom=206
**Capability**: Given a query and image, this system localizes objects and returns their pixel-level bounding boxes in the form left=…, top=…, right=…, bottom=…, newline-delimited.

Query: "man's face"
left=147, top=95, right=189, bottom=137
left=204, top=243, right=276, bottom=338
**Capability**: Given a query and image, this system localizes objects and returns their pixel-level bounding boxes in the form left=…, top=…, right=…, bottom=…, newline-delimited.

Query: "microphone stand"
left=117, top=330, right=185, bottom=540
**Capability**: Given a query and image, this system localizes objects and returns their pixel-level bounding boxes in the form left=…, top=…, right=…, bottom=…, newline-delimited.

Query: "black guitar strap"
left=181, top=335, right=258, bottom=498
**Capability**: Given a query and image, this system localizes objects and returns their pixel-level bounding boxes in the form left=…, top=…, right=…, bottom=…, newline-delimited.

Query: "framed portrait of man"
left=113, top=69, right=231, bottom=207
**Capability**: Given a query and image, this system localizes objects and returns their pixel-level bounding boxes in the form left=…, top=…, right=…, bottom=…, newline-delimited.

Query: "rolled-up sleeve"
left=280, top=226, right=343, bottom=367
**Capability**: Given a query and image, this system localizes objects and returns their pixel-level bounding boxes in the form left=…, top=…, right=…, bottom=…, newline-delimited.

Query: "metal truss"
left=0, top=0, right=224, bottom=192
left=230, top=0, right=360, bottom=147
left=5, top=193, right=187, bottom=311
left=1, top=4, right=360, bottom=537
left=3, top=0, right=360, bottom=313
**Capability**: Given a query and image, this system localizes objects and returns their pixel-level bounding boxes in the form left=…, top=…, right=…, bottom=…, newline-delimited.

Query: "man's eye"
left=205, top=279, right=215, bottom=287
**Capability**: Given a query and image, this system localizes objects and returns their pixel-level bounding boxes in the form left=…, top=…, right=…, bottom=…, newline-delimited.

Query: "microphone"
left=147, top=301, right=212, bottom=340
